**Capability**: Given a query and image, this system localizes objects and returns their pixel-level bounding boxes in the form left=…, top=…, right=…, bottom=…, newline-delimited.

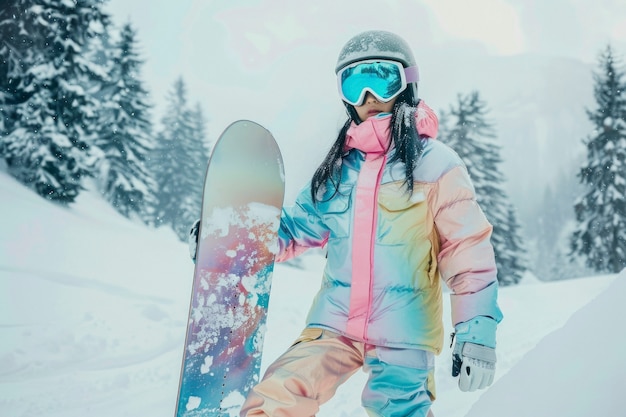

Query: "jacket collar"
left=344, top=114, right=392, bottom=155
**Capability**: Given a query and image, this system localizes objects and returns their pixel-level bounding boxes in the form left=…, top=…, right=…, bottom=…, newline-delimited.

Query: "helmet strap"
left=404, top=65, right=419, bottom=83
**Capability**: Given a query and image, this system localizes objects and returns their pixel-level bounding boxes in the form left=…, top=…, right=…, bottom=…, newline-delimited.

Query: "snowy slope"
left=464, top=271, right=625, bottom=417
left=0, top=172, right=621, bottom=417
left=0, top=172, right=194, bottom=416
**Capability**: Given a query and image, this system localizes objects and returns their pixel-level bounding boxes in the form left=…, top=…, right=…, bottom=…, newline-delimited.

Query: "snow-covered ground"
left=0, top=171, right=623, bottom=417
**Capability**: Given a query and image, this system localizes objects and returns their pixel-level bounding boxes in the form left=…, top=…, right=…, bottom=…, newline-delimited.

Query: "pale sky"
left=420, top=0, right=527, bottom=55
left=422, top=0, right=626, bottom=58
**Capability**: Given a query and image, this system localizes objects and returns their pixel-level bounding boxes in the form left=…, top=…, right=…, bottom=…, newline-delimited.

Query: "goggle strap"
left=404, top=65, right=419, bottom=83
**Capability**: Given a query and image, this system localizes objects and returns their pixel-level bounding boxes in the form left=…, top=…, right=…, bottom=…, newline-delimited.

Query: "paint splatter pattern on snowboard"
left=176, top=120, right=284, bottom=417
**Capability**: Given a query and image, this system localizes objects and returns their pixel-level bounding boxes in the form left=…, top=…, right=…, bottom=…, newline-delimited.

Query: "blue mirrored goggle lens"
left=340, top=62, right=404, bottom=105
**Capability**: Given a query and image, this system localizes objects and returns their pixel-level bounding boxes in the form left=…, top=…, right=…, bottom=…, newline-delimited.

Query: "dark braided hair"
left=310, top=88, right=425, bottom=203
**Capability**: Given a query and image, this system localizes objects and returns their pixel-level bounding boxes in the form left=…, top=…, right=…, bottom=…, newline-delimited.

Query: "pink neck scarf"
left=341, top=102, right=439, bottom=339
left=343, top=115, right=391, bottom=338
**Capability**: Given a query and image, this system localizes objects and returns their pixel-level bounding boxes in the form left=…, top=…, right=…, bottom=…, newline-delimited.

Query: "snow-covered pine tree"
left=527, top=167, right=591, bottom=281
left=186, top=101, right=212, bottom=210
left=176, top=102, right=211, bottom=239
left=0, top=1, right=30, bottom=138
left=149, top=78, right=210, bottom=241
left=570, top=45, right=626, bottom=274
left=503, top=203, right=526, bottom=281
left=0, top=0, right=110, bottom=204
left=94, top=22, right=157, bottom=223
left=190, top=102, right=214, bottom=158
left=441, top=91, right=526, bottom=285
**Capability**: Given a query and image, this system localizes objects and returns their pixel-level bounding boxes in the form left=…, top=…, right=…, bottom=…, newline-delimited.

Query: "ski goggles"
left=337, top=59, right=419, bottom=106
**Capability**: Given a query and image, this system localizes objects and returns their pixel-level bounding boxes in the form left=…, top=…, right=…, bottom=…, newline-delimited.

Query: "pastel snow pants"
left=240, top=328, right=436, bottom=417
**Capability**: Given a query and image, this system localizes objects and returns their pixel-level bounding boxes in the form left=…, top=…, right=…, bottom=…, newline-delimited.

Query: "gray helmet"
left=335, top=30, right=417, bottom=72
left=335, top=30, right=419, bottom=101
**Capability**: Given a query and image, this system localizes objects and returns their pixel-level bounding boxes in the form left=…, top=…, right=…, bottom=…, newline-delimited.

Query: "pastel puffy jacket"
left=276, top=103, right=503, bottom=353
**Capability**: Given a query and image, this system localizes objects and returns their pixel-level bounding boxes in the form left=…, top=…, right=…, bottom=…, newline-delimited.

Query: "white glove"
left=452, top=341, right=496, bottom=392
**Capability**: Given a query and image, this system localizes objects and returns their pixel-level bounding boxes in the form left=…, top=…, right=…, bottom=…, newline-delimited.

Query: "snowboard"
left=175, top=120, right=285, bottom=417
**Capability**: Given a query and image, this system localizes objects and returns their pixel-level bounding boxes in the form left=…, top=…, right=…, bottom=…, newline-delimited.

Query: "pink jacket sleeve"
left=431, top=165, right=503, bottom=326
